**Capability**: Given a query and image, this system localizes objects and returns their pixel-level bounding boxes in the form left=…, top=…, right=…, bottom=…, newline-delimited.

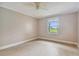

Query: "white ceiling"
left=0, top=2, right=79, bottom=19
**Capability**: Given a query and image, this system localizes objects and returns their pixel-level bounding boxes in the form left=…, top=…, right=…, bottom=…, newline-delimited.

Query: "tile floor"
left=0, top=40, right=79, bottom=56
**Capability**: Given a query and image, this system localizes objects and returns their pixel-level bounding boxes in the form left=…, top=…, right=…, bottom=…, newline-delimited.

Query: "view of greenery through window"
left=48, top=17, right=59, bottom=33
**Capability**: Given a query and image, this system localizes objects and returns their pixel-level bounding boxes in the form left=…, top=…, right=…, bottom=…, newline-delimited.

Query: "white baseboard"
left=0, top=36, right=77, bottom=50
left=0, top=37, right=37, bottom=50
left=38, top=36, right=77, bottom=45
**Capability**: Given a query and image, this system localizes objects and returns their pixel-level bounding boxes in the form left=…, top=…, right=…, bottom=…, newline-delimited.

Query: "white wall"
left=0, top=7, right=38, bottom=47
left=0, top=6, right=78, bottom=47
left=38, top=13, right=77, bottom=44
left=77, top=11, right=79, bottom=47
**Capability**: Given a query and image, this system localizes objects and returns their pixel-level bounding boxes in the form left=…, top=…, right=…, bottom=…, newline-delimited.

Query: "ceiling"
left=0, top=2, right=79, bottom=19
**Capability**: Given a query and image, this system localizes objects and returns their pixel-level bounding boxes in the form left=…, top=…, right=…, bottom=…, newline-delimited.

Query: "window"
left=48, top=17, right=59, bottom=33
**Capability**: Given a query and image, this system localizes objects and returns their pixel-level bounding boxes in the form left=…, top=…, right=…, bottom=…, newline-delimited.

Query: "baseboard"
left=0, top=37, right=37, bottom=50
left=0, top=36, right=77, bottom=50
left=38, top=36, right=77, bottom=45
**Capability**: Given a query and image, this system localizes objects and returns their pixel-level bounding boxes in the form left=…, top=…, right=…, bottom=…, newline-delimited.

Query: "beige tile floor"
left=0, top=40, right=79, bottom=56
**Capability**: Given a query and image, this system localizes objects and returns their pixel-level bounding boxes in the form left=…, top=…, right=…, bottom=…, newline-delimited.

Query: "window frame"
left=47, top=17, right=60, bottom=34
